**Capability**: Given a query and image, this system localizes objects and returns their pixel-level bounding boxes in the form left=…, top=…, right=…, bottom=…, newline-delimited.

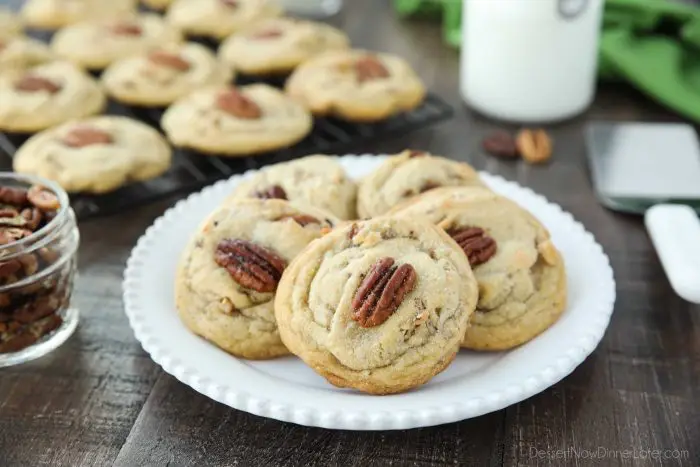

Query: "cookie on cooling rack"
left=21, top=0, right=137, bottom=29
left=0, top=7, right=23, bottom=40
left=356, top=150, right=486, bottom=218
left=218, top=17, right=349, bottom=75
left=275, top=217, right=478, bottom=394
left=226, top=155, right=357, bottom=220
left=285, top=49, right=426, bottom=122
left=167, top=0, right=283, bottom=41
left=13, top=116, right=172, bottom=193
left=103, top=42, right=234, bottom=107
left=51, top=14, right=182, bottom=70
left=389, top=186, right=567, bottom=351
left=0, top=36, right=54, bottom=71
left=0, top=61, right=106, bottom=133
left=176, top=199, right=339, bottom=359
left=161, top=84, right=312, bottom=156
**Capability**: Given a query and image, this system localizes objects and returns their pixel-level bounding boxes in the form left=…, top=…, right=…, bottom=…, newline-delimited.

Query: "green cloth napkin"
left=393, top=0, right=700, bottom=123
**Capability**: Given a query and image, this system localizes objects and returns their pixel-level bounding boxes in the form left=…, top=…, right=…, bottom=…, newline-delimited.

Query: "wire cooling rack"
left=0, top=93, right=453, bottom=219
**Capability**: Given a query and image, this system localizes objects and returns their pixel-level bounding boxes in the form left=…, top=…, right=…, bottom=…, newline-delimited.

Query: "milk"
left=461, top=0, right=604, bottom=123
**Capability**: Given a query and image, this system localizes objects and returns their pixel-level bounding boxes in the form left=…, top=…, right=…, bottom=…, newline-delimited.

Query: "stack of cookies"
left=2, top=0, right=427, bottom=195
left=175, top=151, right=568, bottom=395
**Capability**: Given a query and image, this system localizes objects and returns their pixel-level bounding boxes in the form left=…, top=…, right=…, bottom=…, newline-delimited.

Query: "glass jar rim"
left=0, top=172, right=71, bottom=254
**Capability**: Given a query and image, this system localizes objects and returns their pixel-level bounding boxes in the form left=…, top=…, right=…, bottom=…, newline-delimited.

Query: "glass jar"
left=0, top=173, right=79, bottom=367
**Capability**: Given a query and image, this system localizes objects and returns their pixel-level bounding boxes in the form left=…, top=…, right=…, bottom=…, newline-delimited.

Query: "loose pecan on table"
left=148, top=51, right=191, bottom=71
left=61, top=126, right=113, bottom=148
left=252, top=185, right=287, bottom=200
left=516, top=129, right=552, bottom=164
left=355, top=56, right=390, bottom=83
left=482, top=131, right=518, bottom=158
left=448, top=227, right=497, bottom=266
left=352, top=257, right=417, bottom=328
left=216, top=89, right=262, bottom=119
left=14, top=75, right=61, bottom=93
left=215, top=239, right=287, bottom=293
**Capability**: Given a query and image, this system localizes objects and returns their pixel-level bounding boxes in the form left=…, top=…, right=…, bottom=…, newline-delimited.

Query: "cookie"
left=141, top=0, right=173, bottom=10
left=0, top=7, right=23, bottom=40
left=176, top=199, right=339, bottom=359
left=218, top=17, right=349, bottom=75
left=51, top=14, right=182, bottom=70
left=285, top=49, right=426, bottom=122
left=356, top=150, right=486, bottom=218
left=167, top=0, right=283, bottom=41
left=389, top=187, right=567, bottom=351
left=0, top=61, right=106, bottom=133
left=161, top=84, right=313, bottom=156
left=0, top=36, right=54, bottom=71
left=103, top=42, right=234, bottom=107
left=227, top=155, right=357, bottom=220
left=21, top=0, right=137, bottom=30
left=275, top=217, right=478, bottom=394
left=13, top=116, right=172, bottom=193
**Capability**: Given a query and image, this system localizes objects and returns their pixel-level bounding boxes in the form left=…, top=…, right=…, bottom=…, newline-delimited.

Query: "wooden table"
left=2, top=1, right=699, bottom=465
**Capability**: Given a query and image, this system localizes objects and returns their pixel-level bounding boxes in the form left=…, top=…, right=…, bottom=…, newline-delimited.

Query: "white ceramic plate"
left=123, top=155, right=615, bottom=430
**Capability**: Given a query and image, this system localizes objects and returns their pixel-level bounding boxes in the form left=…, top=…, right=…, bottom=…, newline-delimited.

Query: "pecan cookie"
left=21, top=0, right=137, bottom=29
left=275, top=217, right=478, bottom=394
left=356, top=150, right=486, bottom=218
left=103, top=42, right=234, bottom=107
left=218, top=17, right=349, bottom=75
left=0, top=7, right=23, bottom=40
left=176, top=199, right=339, bottom=359
left=389, top=187, right=567, bottom=351
left=13, top=116, right=172, bottom=193
left=0, top=36, right=54, bottom=71
left=161, top=84, right=312, bottom=156
left=0, top=61, right=106, bottom=133
left=227, top=155, right=356, bottom=220
left=285, top=49, right=426, bottom=122
left=51, top=14, right=182, bottom=70
left=167, top=0, right=283, bottom=41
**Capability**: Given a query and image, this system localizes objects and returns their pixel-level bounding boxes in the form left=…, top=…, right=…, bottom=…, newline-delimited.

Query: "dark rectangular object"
left=0, top=93, right=452, bottom=220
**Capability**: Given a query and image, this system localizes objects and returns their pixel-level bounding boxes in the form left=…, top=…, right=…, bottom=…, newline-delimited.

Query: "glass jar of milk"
left=461, top=0, right=604, bottom=123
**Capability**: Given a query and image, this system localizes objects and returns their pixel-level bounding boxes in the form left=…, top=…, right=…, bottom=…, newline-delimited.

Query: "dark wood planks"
left=1, top=0, right=699, bottom=466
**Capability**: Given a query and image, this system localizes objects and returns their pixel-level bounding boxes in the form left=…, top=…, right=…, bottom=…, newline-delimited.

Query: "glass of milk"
left=461, top=0, right=604, bottom=123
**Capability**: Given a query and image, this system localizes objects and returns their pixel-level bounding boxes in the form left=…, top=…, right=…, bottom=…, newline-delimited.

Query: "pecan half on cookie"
left=216, top=89, right=262, bottom=119
left=355, top=56, right=390, bottom=82
left=352, top=257, right=417, bottom=327
left=447, top=227, right=497, bottom=266
left=214, top=239, right=286, bottom=293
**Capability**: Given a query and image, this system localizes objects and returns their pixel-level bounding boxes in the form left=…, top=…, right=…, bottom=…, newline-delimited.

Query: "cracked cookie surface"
left=103, top=41, right=233, bottom=107
left=167, top=0, right=282, bottom=40
left=389, top=187, right=567, bottom=350
left=227, top=155, right=357, bottom=220
left=13, top=116, right=172, bottom=193
left=274, top=217, right=478, bottom=394
left=176, top=199, right=339, bottom=359
left=21, top=0, right=137, bottom=29
left=285, top=49, right=426, bottom=122
left=51, top=13, right=182, bottom=70
left=161, top=83, right=312, bottom=156
left=356, top=150, right=486, bottom=218
left=218, top=17, right=348, bottom=75
left=0, top=61, right=105, bottom=133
